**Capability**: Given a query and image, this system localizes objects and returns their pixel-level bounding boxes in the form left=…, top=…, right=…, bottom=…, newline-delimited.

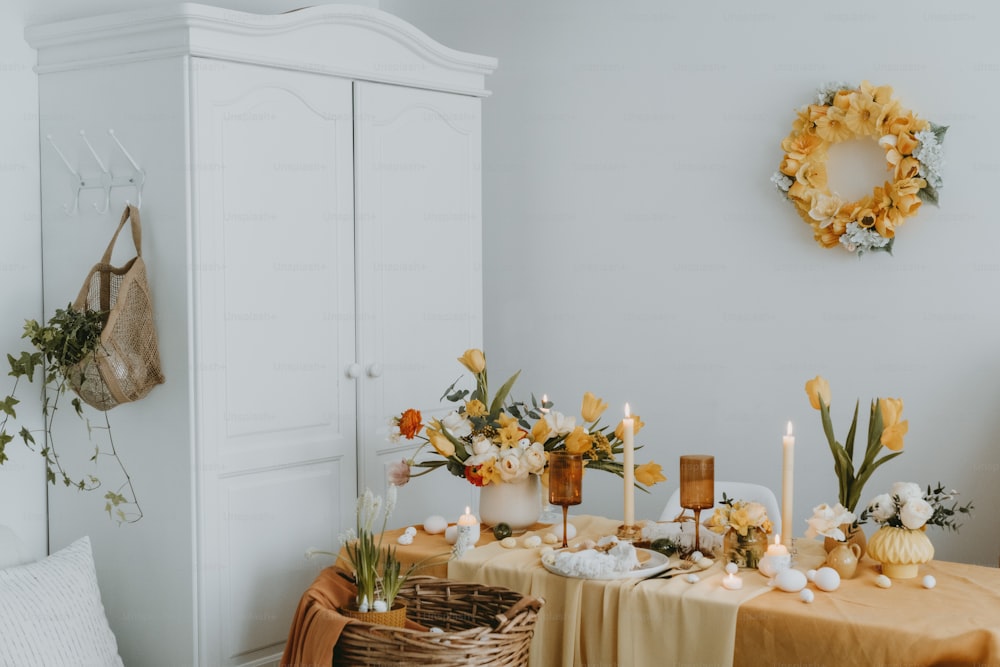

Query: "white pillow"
left=0, top=536, right=123, bottom=667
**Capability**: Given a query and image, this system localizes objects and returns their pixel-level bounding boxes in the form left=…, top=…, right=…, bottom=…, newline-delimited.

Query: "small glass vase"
left=724, top=527, right=768, bottom=569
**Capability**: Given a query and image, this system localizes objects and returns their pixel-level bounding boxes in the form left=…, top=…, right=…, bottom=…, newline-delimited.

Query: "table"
left=382, top=515, right=1000, bottom=667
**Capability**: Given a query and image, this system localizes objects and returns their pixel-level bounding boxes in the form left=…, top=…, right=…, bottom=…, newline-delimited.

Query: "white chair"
left=658, top=481, right=783, bottom=539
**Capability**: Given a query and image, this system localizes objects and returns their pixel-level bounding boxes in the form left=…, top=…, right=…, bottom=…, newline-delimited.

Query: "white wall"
left=385, top=0, right=1000, bottom=567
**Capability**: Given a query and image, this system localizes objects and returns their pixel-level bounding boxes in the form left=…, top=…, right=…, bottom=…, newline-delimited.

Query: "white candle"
left=457, top=506, right=480, bottom=544
left=622, top=403, right=635, bottom=527
left=540, top=394, right=550, bottom=414
left=781, top=421, right=794, bottom=550
left=768, top=533, right=789, bottom=557
left=722, top=573, right=744, bottom=590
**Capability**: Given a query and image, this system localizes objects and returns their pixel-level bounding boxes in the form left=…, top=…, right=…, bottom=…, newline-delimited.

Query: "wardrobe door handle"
left=346, top=363, right=362, bottom=379
left=367, top=363, right=383, bottom=378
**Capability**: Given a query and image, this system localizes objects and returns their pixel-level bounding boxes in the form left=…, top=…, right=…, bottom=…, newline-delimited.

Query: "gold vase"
left=723, top=527, right=768, bottom=569
left=339, top=601, right=408, bottom=627
left=866, top=526, right=934, bottom=579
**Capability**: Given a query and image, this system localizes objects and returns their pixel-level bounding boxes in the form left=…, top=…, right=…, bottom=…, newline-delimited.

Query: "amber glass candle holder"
left=548, top=452, right=583, bottom=548
left=679, top=454, right=715, bottom=552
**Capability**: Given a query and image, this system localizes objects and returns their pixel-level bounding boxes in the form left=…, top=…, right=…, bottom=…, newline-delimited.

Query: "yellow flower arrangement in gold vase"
left=772, top=81, right=946, bottom=255
left=388, top=349, right=666, bottom=530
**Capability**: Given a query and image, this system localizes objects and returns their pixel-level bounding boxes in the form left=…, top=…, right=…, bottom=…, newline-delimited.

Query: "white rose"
left=805, top=503, right=841, bottom=540
left=891, top=482, right=923, bottom=503
left=498, top=450, right=527, bottom=482
left=522, top=442, right=546, bottom=474
left=544, top=411, right=576, bottom=435
left=743, top=502, right=768, bottom=527
left=442, top=411, right=472, bottom=439
left=899, top=498, right=933, bottom=530
left=471, top=435, right=495, bottom=456
left=867, top=494, right=895, bottom=523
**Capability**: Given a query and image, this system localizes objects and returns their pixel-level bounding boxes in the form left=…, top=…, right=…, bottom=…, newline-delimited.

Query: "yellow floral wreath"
left=772, top=81, right=946, bottom=255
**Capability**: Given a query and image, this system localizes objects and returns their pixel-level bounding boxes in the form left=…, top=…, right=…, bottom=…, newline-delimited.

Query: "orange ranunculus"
left=530, top=418, right=551, bottom=443
left=457, top=348, right=486, bottom=374
left=614, top=414, right=645, bottom=440
left=805, top=376, right=831, bottom=410
left=465, top=399, right=487, bottom=417
left=635, top=462, right=666, bottom=486
left=398, top=409, right=423, bottom=439
left=564, top=426, right=593, bottom=455
left=844, top=95, right=881, bottom=136
left=426, top=422, right=455, bottom=458
left=814, top=107, right=854, bottom=143
left=581, top=392, right=609, bottom=423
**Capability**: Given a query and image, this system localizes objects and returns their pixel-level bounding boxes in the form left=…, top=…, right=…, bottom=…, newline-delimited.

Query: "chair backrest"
left=658, top=481, right=783, bottom=539
left=0, top=525, right=30, bottom=569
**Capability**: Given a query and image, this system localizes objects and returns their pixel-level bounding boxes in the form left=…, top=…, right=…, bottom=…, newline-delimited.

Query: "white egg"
left=523, top=535, right=542, bottom=548
left=725, top=562, right=739, bottom=575
left=543, top=533, right=559, bottom=544
left=806, top=569, right=817, bottom=582
left=429, top=627, right=444, bottom=634
left=685, top=573, right=700, bottom=583
left=372, top=600, right=388, bottom=612
left=922, top=575, right=937, bottom=589
left=799, top=589, right=815, bottom=603
left=690, top=551, right=704, bottom=562
left=775, top=568, right=808, bottom=592
left=444, top=525, right=458, bottom=545
left=695, top=557, right=714, bottom=570
left=404, top=526, right=417, bottom=537
left=875, top=574, right=892, bottom=589
left=813, top=567, right=841, bottom=592
left=500, top=537, right=517, bottom=549
left=396, top=533, right=414, bottom=545
left=423, top=515, right=448, bottom=535
left=552, top=522, right=577, bottom=540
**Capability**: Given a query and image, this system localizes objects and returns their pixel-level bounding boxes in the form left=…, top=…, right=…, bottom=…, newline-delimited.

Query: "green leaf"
left=931, top=123, right=948, bottom=142
left=918, top=183, right=939, bottom=206
left=488, top=370, right=521, bottom=419
left=0, top=395, right=18, bottom=418
left=18, top=427, right=34, bottom=446
left=844, top=400, right=859, bottom=461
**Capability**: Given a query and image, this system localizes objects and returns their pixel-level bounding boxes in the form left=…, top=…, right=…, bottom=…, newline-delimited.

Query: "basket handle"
left=494, top=595, right=544, bottom=630
left=101, top=203, right=143, bottom=264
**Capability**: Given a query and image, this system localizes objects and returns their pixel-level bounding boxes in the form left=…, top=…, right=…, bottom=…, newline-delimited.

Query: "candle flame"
left=775, top=533, right=781, bottom=546
left=624, top=402, right=631, bottom=418
left=786, top=421, right=793, bottom=436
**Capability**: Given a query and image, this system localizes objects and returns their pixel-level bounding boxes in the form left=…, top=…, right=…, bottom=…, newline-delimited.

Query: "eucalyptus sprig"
left=0, top=305, right=142, bottom=523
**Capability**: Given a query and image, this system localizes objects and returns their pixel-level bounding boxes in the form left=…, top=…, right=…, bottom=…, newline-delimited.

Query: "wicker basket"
left=334, top=576, right=544, bottom=666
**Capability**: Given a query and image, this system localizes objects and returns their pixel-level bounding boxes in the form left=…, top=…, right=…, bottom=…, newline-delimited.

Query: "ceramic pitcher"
left=825, top=542, right=862, bottom=579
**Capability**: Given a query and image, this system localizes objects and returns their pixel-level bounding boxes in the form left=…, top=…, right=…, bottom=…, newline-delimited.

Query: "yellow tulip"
left=635, top=462, right=666, bottom=486
left=881, top=421, right=908, bottom=451
left=457, top=348, right=486, bottom=374
left=614, top=414, right=645, bottom=440
left=530, top=418, right=551, bottom=443
left=565, top=426, right=593, bottom=455
left=804, top=376, right=831, bottom=410
left=580, top=392, right=609, bottom=423
left=426, top=423, right=455, bottom=458
left=879, top=397, right=903, bottom=426
left=465, top=399, right=487, bottom=417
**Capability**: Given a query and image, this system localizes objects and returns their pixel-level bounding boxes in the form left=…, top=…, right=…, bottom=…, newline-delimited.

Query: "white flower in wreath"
left=544, top=410, right=576, bottom=435
left=899, top=498, right=934, bottom=530
left=441, top=410, right=472, bottom=438
left=891, top=481, right=924, bottom=503
left=808, top=194, right=844, bottom=228
left=497, top=450, right=528, bottom=482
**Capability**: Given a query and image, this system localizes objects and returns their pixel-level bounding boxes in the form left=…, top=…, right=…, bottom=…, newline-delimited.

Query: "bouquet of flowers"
left=805, top=502, right=856, bottom=541
left=388, top=349, right=666, bottom=489
left=805, top=376, right=907, bottom=514
left=704, top=496, right=773, bottom=569
left=863, top=482, right=973, bottom=532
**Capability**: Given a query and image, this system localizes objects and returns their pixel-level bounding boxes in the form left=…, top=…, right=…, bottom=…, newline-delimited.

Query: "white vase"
left=478, top=475, right=542, bottom=533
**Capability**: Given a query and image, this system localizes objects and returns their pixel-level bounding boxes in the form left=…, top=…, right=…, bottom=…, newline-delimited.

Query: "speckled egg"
left=813, top=567, right=841, bottom=592
left=775, top=568, right=808, bottom=592
left=875, top=574, right=892, bottom=589
left=423, top=515, right=448, bottom=535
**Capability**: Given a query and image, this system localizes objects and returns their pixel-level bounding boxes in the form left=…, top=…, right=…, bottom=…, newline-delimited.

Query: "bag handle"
left=101, top=204, right=143, bottom=263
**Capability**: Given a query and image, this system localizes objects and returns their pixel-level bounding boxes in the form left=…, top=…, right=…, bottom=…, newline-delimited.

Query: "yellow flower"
left=497, top=412, right=518, bottom=429
left=705, top=508, right=730, bottom=535
left=859, top=80, right=894, bottom=106
left=844, top=95, right=880, bottom=136
left=580, top=392, right=609, bottom=423
left=498, top=421, right=525, bottom=447
left=814, top=107, right=853, bottom=143
left=794, top=161, right=828, bottom=191
left=614, top=414, right=645, bottom=440
left=896, top=131, right=919, bottom=156
left=881, top=421, right=908, bottom=451
left=879, top=398, right=908, bottom=451
left=780, top=132, right=826, bottom=160
left=478, top=458, right=503, bottom=485
left=635, top=462, right=666, bottom=486
left=564, top=426, right=593, bottom=455
left=879, top=397, right=903, bottom=426
left=780, top=156, right=802, bottom=177
left=831, top=89, right=853, bottom=111
left=465, top=399, right=487, bottom=417
left=805, top=376, right=831, bottom=410
left=530, top=418, right=551, bottom=443
left=457, top=348, right=486, bottom=374
left=425, top=423, right=455, bottom=458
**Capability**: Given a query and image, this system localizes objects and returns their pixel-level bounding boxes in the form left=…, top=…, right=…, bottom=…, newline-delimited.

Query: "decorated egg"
left=813, top=567, right=841, bottom=592
left=423, top=515, right=447, bottom=535
left=775, top=568, right=808, bottom=592
left=875, top=574, right=892, bottom=589
left=922, top=575, right=937, bottom=589
left=799, top=589, right=815, bottom=603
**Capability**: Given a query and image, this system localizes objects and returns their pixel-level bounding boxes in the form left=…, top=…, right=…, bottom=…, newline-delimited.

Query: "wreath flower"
left=772, top=81, right=947, bottom=256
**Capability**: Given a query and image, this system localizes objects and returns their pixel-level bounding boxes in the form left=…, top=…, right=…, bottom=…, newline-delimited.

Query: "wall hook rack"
left=47, top=129, right=145, bottom=215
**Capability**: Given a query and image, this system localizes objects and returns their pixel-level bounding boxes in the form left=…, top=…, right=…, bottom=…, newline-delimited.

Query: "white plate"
left=542, top=548, right=673, bottom=580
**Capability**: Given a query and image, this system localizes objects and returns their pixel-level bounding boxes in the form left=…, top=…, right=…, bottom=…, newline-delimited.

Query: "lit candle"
left=540, top=394, right=550, bottom=414
left=722, top=573, right=744, bottom=590
left=781, top=421, right=794, bottom=550
left=453, top=506, right=478, bottom=558
left=457, top=506, right=480, bottom=544
left=767, top=533, right=789, bottom=557
left=759, top=533, right=791, bottom=577
left=622, top=403, right=635, bottom=527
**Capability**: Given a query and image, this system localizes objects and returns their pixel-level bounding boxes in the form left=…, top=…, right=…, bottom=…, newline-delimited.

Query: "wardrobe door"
left=191, top=60, right=357, bottom=666
left=354, top=82, right=483, bottom=525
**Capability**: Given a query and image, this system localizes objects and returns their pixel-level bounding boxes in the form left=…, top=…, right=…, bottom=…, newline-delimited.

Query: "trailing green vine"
left=0, top=305, right=142, bottom=523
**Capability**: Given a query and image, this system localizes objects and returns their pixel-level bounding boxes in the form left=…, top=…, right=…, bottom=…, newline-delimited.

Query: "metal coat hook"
left=47, top=129, right=145, bottom=215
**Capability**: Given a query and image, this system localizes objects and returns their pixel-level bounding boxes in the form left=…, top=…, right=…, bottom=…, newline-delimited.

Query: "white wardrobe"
left=26, top=5, right=494, bottom=666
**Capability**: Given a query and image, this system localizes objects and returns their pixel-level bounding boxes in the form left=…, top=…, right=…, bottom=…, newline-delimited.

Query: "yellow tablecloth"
left=382, top=517, right=1000, bottom=667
